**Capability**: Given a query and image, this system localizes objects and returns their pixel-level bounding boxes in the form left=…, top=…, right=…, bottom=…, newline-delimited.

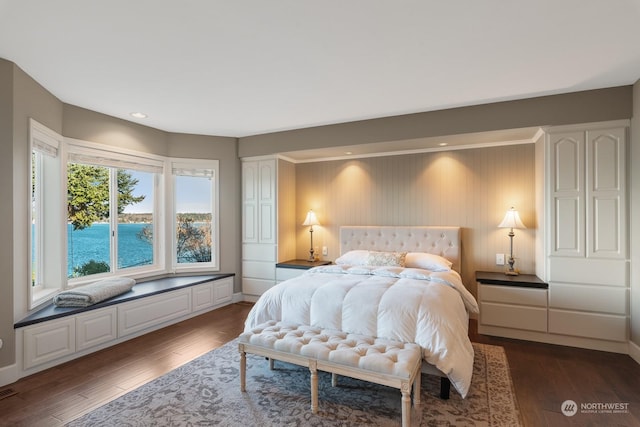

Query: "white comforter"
left=244, top=264, right=480, bottom=397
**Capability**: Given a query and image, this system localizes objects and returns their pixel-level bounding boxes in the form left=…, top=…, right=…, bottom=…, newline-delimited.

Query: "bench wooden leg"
left=414, top=371, right=421, bottom=406
left=401, top=381, right=411, bottom=427
left=309, top=360, right=318, bottom=413
left=239, top=346, right=246, bottom=392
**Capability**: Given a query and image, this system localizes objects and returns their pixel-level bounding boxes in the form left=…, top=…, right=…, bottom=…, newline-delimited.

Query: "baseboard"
left=629, top=340, right=640, bottom=365
left=0, top=363, right=19, bottom=388
left=232, top=292, right=244, bottom=303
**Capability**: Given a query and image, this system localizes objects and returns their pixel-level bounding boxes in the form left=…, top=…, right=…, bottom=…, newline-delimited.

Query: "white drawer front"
left=549, top=283, right=627, bottom=315
left=23, top=317, right=76, bottom=369
left=276, top=267, right=305, bottom=282
left=480, top=302, right=547, bottom=332
left=549, top=309, right=627, bottom=342
left=243, top=277, right=275, bottom=296
left=243, top=243, right=276, bottom=262
left=479, top=284, right=547, bottom=307
left=549, top=257, right=628, bottom=286
left=118, top=289, right=191, bottom=337
left=243, top=261, right=275, bottom=280
left=76, top=307, right=117, bottom=352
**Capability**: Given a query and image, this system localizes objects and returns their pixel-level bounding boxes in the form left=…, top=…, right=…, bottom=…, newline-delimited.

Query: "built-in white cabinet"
left=242, top=157, right=295, bottom=297
left=19, top=277, right=234, bottom=373
left=23, top=317, right=75, bottom=370
left=545, top=121, right=629, bottom=350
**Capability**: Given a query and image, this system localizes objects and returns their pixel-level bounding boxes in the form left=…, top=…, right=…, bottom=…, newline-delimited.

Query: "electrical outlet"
left=322, top=246, right=328, bottom=256
left=496, top=253, right=505, bottom=265
left=0, top=338, right=3, bottom=349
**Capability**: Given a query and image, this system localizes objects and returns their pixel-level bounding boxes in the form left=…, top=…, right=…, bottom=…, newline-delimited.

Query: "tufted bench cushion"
left=239, top=321, right=422, bottom=427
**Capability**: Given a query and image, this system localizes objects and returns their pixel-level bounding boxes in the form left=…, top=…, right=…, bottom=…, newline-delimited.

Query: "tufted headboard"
left=339, top=226, right=461, bottom=273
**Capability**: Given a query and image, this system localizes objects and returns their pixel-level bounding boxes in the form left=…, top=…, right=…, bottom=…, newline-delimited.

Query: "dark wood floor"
left=0, top=302, right=638, bottom=426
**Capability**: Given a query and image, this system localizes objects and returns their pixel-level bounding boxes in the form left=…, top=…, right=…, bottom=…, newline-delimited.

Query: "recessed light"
left=130, top=112, right=147, bottom=119
left=439, top=143, right=448, bottom=147
left=344, top=151, right=353, bottom=155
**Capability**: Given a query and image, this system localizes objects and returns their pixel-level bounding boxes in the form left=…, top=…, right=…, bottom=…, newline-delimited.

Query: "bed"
left=243, top=226, right=479, bottom=398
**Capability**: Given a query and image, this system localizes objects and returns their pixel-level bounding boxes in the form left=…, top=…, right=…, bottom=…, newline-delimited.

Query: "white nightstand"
left=275, top=259, right=332, bottom=283
left=476, top=271, right=549, bottom=339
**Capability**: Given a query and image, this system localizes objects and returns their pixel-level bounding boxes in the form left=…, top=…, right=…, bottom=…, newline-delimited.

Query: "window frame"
left=65, top=138, right=166, bottom=285
left=29, top=119, right=64, bottom=309
left=170, top=159, right=220, bottom=272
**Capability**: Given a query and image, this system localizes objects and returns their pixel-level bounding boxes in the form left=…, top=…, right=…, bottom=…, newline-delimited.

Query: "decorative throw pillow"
left=366, top=251, right=407, bottom=267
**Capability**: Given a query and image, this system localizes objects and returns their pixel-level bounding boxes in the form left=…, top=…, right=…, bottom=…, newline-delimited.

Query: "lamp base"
left=505, top=270, right=519, bottom=276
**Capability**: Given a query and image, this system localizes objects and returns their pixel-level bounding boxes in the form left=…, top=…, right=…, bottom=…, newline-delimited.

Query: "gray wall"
left=239, top=86, right=632, bottom=157
left=0, top=60, right=15, bottom=368
left=2, top=61, right=64, bottom=368
left=631, top=79, right=640, bottom=346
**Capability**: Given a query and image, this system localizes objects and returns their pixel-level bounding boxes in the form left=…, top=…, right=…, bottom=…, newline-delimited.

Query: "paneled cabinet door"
left=242, top=159, right=276, bottom=244
left=586, top=127, right=626, bottom=259
left=548, top=126, right=626, bottom=259
left=548, top=131, right=585, bottom=257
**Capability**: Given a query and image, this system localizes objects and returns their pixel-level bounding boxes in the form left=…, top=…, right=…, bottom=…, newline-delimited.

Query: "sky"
left=123, top=171, right=212, bottom=214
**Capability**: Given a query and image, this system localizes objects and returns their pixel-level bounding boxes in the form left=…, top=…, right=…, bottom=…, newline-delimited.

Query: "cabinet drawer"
left=23, top=317, right=76, bottom=369
left=76, top=307, right=117, bottom=352
left=276, top=267, right=305, bottom=282
left=243, top=277, right=275, bottom=296
left=479, top=284, right=547, bottom=307
left=243, top=261, right=276, bottom=280
left=480, top=302, right=547, bottom=332
left=549, top=283, right=627, bottom=315
left=118, top=289, right=191, bottom=337
left=549, top=309, right=627, bottom=342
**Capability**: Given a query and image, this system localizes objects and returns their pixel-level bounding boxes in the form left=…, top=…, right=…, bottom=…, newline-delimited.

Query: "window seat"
left=15, top=274, right=236, bottom=376
left=15, top=274, right=234, bottom=328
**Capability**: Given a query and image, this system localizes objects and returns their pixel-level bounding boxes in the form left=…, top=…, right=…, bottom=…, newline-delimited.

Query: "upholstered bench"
left=238, top=321, right=422, bottom=427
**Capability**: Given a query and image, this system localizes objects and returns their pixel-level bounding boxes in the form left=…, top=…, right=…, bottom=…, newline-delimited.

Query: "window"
left=29, top=119, right=64, bottom=308
left=28, top=124, right=221, bottom=307
left=172, top=160, right=219, bottom=270
left=66, top=142, right=164, bottom=282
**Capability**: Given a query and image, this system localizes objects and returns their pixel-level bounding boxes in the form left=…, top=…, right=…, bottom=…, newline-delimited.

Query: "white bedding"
left=244, top=265, right=479, bottom=397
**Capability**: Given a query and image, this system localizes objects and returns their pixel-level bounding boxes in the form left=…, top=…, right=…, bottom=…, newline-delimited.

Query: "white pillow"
left=335, top=250, right=370, bottom=266
left=404, top=252, right=452, bottom=271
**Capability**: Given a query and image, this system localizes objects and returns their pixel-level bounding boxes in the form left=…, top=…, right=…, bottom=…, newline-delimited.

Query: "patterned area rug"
left=67, top=339, right=521, bottom=426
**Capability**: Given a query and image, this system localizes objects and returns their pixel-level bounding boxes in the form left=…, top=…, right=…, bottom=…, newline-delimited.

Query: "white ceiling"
left=1, top=1, right=639, bottom=139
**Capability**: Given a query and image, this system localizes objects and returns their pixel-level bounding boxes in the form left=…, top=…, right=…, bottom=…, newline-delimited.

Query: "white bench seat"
left=238, top=321, right=422, bottom=427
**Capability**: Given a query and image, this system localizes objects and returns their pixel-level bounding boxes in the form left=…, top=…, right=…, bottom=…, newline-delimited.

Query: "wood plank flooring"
left=0, top=303, right=638, bottom=426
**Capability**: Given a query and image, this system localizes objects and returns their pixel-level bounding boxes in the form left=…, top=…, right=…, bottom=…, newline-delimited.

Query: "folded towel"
left=53, top=277, right=136, bottom=307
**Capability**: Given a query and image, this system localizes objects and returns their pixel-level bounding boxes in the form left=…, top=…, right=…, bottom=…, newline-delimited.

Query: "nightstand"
left=275, top=259, right=332, bottom=283
left=476, top=271, right=549, bottom=339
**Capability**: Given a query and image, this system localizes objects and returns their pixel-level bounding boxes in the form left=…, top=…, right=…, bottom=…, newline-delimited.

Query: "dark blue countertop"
left=15, top=274, right=234, bottom=328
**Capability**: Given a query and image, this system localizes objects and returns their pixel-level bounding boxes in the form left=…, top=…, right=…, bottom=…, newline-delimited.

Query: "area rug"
left=67, top=340, right=521, bottom=426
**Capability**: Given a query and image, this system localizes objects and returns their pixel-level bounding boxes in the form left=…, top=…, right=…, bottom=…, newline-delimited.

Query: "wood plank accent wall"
left=295, top=144, right=536, bottom=295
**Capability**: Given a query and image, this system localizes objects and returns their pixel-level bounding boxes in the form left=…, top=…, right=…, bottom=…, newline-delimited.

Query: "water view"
left=67, top=223, right=153, bottom=277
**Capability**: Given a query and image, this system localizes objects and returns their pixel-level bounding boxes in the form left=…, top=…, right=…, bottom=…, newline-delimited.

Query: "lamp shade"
left=498, top=207, right=526, bottom=229
left=302, top=210, right=320, bottom=226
